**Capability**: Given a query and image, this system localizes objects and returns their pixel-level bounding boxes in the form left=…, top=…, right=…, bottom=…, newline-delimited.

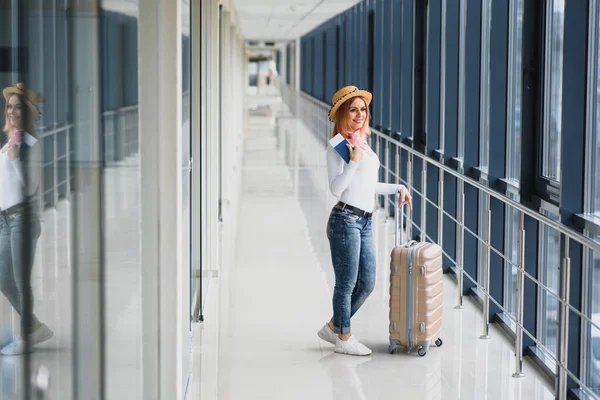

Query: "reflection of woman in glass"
left=0, top=83, right=53, bottom=355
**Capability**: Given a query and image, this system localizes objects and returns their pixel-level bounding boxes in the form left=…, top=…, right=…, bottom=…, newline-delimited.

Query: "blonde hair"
left=3, top=94, right=38, bottom=137
left=331, top=96, right=370, bottom=138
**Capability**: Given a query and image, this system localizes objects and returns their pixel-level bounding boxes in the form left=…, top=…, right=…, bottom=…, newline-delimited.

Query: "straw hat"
left=328, top=86, right=372, bottom=122
left=2, top=83, right=43, bottom=121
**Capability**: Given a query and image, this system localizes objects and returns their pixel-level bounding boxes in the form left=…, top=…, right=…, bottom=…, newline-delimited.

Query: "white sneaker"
left=30, top=323, right=54, bottom=345
left=317, top=323, right=337, bottom=345
left=334, top=336, right=372, bottom=356
left=1, top=337, right=30, bottom=356
left=1, top=324, right=53, bottom=356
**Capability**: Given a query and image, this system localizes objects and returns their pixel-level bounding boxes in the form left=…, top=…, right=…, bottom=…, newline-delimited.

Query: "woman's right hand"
left=347, top=144, right=363, bottom=163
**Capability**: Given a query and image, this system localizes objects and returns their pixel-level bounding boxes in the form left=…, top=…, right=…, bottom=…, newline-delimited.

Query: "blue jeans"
left=326, top=206, right=376, bottom=334
left=0, top=209, right=41, bottom=335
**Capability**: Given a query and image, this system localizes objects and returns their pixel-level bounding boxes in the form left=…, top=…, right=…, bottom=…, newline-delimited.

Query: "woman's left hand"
left=399, top=186, right=413, bottom=210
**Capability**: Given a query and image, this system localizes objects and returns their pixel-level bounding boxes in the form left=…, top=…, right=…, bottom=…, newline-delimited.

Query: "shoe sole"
left=1, top=348, right=33, bottom=356
left=334, top=348, right=371, bottom=356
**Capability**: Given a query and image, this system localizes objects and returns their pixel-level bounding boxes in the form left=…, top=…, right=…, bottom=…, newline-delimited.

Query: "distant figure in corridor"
left=0, top=83, right=53, bottom=355
left=317, top=86, right=413, bottom=356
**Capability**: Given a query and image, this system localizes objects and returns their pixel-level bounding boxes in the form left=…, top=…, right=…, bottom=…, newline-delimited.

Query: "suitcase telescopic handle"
left=395, top=192, right=403, bottom=247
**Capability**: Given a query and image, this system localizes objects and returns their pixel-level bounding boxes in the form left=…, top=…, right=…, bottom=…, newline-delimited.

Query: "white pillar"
left=139, top=0, right=184, bottom=398
left=69, top=2, right=104, bottom=399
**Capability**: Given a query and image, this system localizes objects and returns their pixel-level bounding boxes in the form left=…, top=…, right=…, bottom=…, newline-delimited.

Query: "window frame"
left=535, top=0, right=565, bottom=205
left=478, top=0, right=491, bottom=173
left=585, top=0, right=600, bottom=217
left=582, top=1, right=600, bottom=396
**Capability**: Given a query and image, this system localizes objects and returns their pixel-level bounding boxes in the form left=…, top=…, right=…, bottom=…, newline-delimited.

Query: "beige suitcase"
left=388, top=200, right=444, bottom=356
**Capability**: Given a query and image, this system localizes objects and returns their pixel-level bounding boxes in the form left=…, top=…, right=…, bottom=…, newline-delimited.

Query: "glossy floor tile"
left=193, top=95, right=556, bottom=400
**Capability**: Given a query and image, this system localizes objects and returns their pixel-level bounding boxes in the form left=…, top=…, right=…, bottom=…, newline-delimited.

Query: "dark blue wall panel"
left=380, top=0, right=392, bottom=131
left=325, top=23, right=338, bottom=103
left=361, top=1, right=369, bottom=90
left=489, top=198, right=506, bottom=316
left=488, top=0, right=509, bottom=181
left=101, top=12, right=138, bottom=112
left=313, top=33, right=325, bottom=101
left=390, top=0, right=402, bottom=134
left=425, top=0, right=441, bottom=152
left=462, top=182, right=480, bottom=293
left=276, top=50, right=281, bottom=80
left=337, top=18, right=345, bottom=90
left=286, top=43, right=291, bottom=85
left=372, top=0, right=383, bottom=128
left=464, top=0, right=482, bottom=169
left=401, top=0, right=413, bottom=139
left=442, top=174, right=457, bottom=271
left=444, top=0, right=459, bottom=161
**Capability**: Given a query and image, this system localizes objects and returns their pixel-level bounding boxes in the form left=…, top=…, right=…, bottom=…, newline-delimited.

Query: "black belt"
left=0, top=202, right=28, bottom=216
left=335, top=202, right=373, bottom=219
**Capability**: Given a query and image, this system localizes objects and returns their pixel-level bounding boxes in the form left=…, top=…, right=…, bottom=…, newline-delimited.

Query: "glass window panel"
left=457, top=0, right=466, bottom=159
left=479, top=0, right=491, bottom=172
left=542, top=0, right=565, bottom=182
left=100, top=1, right=143, bottom=398
left=439, top=0, right=447, bottom=151
left=537, top=209, right=561, bottom=367
left=0, top=0, right=148, bottom=397
left=506, top=0, right=523, bottom=184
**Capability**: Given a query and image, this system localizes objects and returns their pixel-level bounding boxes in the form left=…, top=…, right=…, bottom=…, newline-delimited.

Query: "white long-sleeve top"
left=0, top=132, right=42, bottom=210
left=327, top=140, right=405, bottom=212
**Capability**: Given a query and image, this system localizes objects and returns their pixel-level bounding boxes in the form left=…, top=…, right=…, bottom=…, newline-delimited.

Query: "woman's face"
left=6, top=95, right=24, bottom=131
left=346, top=97, right=367, bottom=132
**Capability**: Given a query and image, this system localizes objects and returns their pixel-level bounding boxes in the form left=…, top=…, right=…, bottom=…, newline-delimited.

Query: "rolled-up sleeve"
left=375, top=182, right=405, bottom=195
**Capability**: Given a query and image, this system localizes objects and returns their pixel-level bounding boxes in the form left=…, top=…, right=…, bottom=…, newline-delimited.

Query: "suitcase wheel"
left=417, top=346, right=426, bottom=357
left=388, top=344, right=400, bottom=354
left=435, top=338, right=443, bottom=347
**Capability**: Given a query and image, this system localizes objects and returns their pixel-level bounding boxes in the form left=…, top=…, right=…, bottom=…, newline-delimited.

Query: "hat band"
left=328, top=88, right=370, bottom=122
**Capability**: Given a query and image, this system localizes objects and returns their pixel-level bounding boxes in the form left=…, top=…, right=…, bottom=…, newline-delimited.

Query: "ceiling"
left=101, top=0, right=346, bottom=41
left=233, top=0, right=360, bottom=41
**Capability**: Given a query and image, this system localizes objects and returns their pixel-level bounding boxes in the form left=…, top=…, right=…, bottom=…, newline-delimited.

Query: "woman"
left=317, top=86, right=412, bottom=356
left=0, top=83, right=53, bottom=355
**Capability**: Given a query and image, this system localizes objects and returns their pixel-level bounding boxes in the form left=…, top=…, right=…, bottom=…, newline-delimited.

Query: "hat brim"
left=2, top=88, right=41, bottom=121
left=328, top=90, right=372, bottom=122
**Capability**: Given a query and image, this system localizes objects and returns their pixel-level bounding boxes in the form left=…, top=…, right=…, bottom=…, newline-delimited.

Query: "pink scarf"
left=346, top=130, right=367, bottom=150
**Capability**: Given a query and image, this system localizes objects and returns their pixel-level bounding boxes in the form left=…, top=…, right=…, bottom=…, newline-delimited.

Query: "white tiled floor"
left=192, top=95, right=556, bottom=400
